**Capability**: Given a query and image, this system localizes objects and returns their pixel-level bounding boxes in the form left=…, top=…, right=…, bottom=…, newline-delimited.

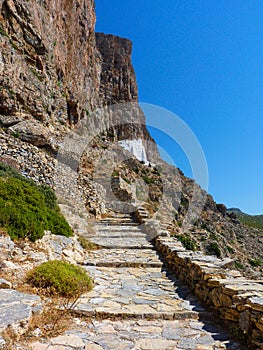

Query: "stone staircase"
left=75, top=213, right=202, bottom=320
left=50, top=214, right=242, bottom=350
left=25, top=213, right=245, bottom=349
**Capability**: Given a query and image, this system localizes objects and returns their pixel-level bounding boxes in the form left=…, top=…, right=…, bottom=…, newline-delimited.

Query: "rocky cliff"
left=96, top=32, right=138, bottom=105
left=0, top=0, right=102, bottom=147
left=0, top=0, right=152, bottom=150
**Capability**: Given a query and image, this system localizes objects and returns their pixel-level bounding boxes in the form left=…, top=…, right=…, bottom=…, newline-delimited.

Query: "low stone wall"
left=134, top=208, right=263, bottom=349
left=0, top=130, right=56, bottom=186
left=155, top=235, right=263, bottom=349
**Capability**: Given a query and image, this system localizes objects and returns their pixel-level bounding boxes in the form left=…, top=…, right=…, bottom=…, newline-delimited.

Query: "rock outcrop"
left=0, top=0, right=100, bottom=147
left=96, top=33, right=138, bottom=105
left=0, top=1, right=154, bottom=151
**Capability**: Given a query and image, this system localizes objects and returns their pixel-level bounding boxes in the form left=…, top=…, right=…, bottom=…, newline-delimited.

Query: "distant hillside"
left=227, top=208, right=263, bottom=231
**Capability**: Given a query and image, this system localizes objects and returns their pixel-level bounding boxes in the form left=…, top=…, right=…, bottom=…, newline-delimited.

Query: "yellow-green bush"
left=27, top=260, right=93, bottom=297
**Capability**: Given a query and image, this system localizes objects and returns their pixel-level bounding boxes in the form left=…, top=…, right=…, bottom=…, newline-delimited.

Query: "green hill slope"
left=227, top=208, right=263, bottom=231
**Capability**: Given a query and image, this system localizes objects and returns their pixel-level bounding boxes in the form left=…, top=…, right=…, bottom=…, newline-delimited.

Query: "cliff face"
left=0, top=0, right=101, bottom=144
left=0, top=1, right=153, bottom=149
left=96, top=33, right=138, bottom=105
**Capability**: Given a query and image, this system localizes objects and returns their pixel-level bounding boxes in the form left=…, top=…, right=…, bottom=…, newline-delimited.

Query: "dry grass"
left=27, top=303, right=72, bottom=338
left=1, top=327, right=19, bottom=350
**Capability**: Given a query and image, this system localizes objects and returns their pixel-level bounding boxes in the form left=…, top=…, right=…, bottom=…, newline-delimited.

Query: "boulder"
left=9, top=120, right=50, bottom=146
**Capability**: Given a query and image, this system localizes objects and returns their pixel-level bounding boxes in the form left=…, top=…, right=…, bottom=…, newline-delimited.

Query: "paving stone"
left=74, top=266, right=199, bottom=320
left=30, top=342, right=49, bottom=350
left=50, top=334, right=85, bottom=347
left=84, top=249, right=162, bottom=268
left=0, top=289, right=41, bottom=332
left=85, top=344, right=104, bottom=350
left=135, top=338, right=177, bottom=349
left=85, top=236, right=152, bottom=249
left=24, top=318, right=245, bottom=349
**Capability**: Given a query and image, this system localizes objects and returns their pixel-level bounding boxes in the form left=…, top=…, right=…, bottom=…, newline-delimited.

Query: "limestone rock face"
left=0, top=0, right=100, bottom=137
left=0, top=1, right=155, bottom=152
left=96, top=33, right=138, bottom=105
left=95, top=33, right=156, bottom=157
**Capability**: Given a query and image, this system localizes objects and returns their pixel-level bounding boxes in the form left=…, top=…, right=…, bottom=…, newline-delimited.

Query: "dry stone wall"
left=135, top=208, right=263, bottom=349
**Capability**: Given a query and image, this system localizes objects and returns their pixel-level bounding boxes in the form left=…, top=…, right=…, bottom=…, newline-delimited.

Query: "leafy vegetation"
left=207, top=242, right=221, bottom=258
left=78, top=236, right=100, bottom=250
left=227, top=208, right=263, bottom=231
left=112, top=170, right=119, bottom=178
left=143, top=176, right=154, bottom=185
left=0, top=162, right=73, bottom=241
left=234, top=261, right=244, bottom=270
left=239, top=215, right=263, bottom=231
left=226, top=245, right=234, bottom=253
left=0, top=23, right=8, bottom=37
left=27, top=260, right=93, bottom=297
left=175, top=234, right=197, bottom=251
left=249, top=259, right=262, bottom=267
left=122, top=176, right=131, bottom=184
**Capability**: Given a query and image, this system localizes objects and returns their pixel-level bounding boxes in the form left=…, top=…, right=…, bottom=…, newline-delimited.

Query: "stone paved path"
left=18, top=214, right=245, bottom=349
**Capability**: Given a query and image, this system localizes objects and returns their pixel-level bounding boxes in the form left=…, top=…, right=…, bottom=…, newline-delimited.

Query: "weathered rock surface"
left=0, top=230, right=86, bottom=287
left=0, top=0, right=100, bottom=132
left=0, top=0, right=262, bottom=348
left=96, top=33, right=138, bottom=105
left=9, top=120, right=50, bottom=146
left=0, top=289, right=41, bottom=334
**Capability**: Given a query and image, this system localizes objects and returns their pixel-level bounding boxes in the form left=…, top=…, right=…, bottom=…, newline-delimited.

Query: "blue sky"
left=95, top=0, right=263, bottom=214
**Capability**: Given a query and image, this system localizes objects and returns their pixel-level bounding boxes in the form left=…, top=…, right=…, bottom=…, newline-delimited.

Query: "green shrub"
left=234, top=261, right=244, bottom=270
left=38, top=185, right=57, bottom=209
left=46, top=210, right=72, bottom=238
left=209, top=232, right=218, bottom=241
left=112, top=170, right=119, bottom=178
left=207, top=242, right=221, bottom=257
left=180, top=197, right=189, bottom=207
left=27, top=260, right=93, bottom=297
left=0, top=162, right=73, bottom=241
left=0, top=177, right=48, bottom=241
left=143, top=176, right=154, bottom=185
left=122, top=176, right=131, bottom=184
left=175, top=234, right=196, bottom=251
left=249, top=259, right=262, bottom=267
left=226, top=245, right=234, bottom=253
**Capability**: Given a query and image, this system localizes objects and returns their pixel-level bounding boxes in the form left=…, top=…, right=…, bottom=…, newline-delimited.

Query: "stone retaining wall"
left=135, top=208, right=263, bottom=349
left=155, top=235, right=263, bottom=349
left=0, top=130, right=56, bottom=186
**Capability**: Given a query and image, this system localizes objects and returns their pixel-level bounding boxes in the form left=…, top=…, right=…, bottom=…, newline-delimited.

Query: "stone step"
left=85, top=236, right=153, bottom=249
left=99, top=222, right=139, bottom=226
left=84, top=248, right=163, bottom=268
left=101, top=216, right=135, bottom=220
left=74, top=267, right=202, bottom=321
left=87, top=232, right=146, bottom=238
left=94, top=225, right=140, bottom=231
left=100, top=220, right=135, bottom=225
